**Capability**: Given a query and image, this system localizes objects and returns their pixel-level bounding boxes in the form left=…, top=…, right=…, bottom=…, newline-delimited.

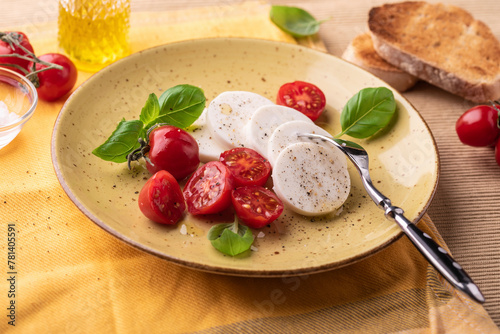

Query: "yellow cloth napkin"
left=1, top=2, right=499, bottom=333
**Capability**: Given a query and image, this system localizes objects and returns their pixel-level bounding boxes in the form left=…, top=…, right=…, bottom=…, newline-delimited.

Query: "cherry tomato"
left=183, top=161, right=234, bottom=215
left=276, top=81, right=326, bottom=121
left=219, top=148, right=271, bottom=187
left=34, top=53, right=77, bottom=101
left=0, top=32, right=35, bottom=75
left=231, top=186, right=284, bottom=228
left=456, top=105, right=500, bottom=147
left=146, top=125, right=200, bottom=180
left=138, top=170, right=186, bottom=225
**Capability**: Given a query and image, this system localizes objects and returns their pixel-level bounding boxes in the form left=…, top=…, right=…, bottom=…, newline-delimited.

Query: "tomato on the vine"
left=183, top=161, right=234, bottom=215
left=231, top=186, right=284, bottom=228
left=219, top=148, right=271, bottom=187
left=456, top=105, right=500, bottom=147
left=0, top=32, right=34, bottom=75
left=146, top=125, right=200, bottom=180
left=138, top=170, right=186, bottom=225
left=276, top=81, right=326, bottom=121
left=33, top=53, right=78, bottom=101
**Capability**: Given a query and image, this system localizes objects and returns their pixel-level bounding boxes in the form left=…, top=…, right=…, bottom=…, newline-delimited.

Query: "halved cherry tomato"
left=456, top=105, right=500, bottom=147
left=138, top=170, right=186, bottom=225
left=231, top=186, right=284, bottom=228
left=219, top=148, right=271, bottom=187
left=146, top=125, right=200, bottom=180
left=276, top=81, right=326, bottom=121
left=183, top=161, right=234, bottom=215
left=0, top=32, right=35, bottom=75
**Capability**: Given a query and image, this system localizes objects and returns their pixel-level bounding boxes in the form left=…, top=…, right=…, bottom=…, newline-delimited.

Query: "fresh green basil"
left=139, top=93, right=160, bottom=125
left=92, top=84, right=206, bottom=163
left=336, top=87, right=396, bottom=139
left=270, top=5, right=326, bottom=37
left=208, top=218, right=254, bottom=256
left=92, top=119, right=143, bottom=163
left=151, top=84, right=206, bottom=129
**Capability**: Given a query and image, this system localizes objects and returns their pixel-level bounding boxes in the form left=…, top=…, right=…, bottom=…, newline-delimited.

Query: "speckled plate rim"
left=51, top=37, right=440, bottom=277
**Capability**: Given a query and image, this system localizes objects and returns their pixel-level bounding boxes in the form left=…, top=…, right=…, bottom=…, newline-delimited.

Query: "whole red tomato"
left=34, top=53, right=77, bottom=101
left=0, top=32, right=35, bottom=75
left=146, top=125, right=200, bottom=180
left=138, top=170, right=186, bottom=225
left=456, top=105, right=500, bottom=147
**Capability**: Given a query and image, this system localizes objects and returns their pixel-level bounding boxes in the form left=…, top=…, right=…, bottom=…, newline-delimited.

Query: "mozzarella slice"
left=187, top=108, right=226, bottom=162
left=246, top=104, right=313, bottom=158
left=267, top=120, right=331, bottom=166
left=272, top=141, right=351, bottom=216
left=205, top=91, right=273, bottom=149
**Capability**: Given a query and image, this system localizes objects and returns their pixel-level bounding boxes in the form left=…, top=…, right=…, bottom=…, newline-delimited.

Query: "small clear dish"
left=0, top=67, right=38, bottom=149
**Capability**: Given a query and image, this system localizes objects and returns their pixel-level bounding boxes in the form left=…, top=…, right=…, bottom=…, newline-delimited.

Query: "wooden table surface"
left=2, top=0, right=500, bottom=328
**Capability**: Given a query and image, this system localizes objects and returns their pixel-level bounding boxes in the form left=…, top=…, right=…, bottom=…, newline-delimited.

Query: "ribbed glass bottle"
left=58, top=0, right=131, bottom=72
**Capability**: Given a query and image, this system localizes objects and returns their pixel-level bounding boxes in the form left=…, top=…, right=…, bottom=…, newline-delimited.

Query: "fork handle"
left=359, top=173, right=485, bottom=303
left=300, top=133, right=485, bottom=303
left=387, top=206, right=485, bottom=304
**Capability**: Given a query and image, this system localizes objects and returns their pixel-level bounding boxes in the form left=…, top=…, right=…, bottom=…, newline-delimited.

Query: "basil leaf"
left=208, top=221, right=254, bottom=257
left=152, top=84, right=206, bottom=129
left=207, top=223, right=233, bottom=240
left=92, top=119, right=143, bottom=163
left=337, top=87, right=396, bottom=139
left=93, top=83, right=207, bottom=165
left=139, top=93, right=160, bottom=125
left=270, top=5, right=324, bottom=37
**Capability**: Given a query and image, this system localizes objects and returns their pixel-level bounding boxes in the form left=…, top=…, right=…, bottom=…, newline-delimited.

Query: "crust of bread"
left=368, top=1, right=500, bottom=102
left=342, top=32, right=418, bottom=92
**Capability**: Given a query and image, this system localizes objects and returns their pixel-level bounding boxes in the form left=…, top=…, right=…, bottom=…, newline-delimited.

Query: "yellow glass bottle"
left=58, top=0, right=131, bottom=72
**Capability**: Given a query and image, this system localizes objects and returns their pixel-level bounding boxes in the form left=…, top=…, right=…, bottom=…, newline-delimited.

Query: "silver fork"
left=299, top=133, right=485, bottom=304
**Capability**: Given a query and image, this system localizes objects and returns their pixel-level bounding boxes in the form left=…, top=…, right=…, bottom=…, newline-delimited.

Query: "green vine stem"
left=489, top=100, right=500, bottom=129
left=0, top=32, right=64, bottom=88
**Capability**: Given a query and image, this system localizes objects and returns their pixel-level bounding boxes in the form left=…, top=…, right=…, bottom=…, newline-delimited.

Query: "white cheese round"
left=272, top=141, right=351, bottom=216
left=205, top=91, right=273, bottom=150
left=245, top=104, right=313, bottom=158
left=187, top=108, right=226, bottom=162
left=267, top=120, right=331, bottom=166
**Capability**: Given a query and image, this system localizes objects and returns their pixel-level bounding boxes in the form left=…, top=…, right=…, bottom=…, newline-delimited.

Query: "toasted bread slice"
left=368, top=1, right=500, bottom=102
left=342, top=32, right=418, bottom=92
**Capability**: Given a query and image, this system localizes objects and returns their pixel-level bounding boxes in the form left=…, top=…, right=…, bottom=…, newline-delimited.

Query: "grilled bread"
left=342, top=32, right=418, bottom=92
left=368, top=1, right=500, bottom=102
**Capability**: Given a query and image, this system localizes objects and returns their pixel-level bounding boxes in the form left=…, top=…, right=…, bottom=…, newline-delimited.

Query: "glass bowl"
left=0, top=67, right=38, bottom=150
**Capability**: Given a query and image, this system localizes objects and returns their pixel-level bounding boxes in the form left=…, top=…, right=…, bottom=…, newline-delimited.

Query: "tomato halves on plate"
left=138, top=170, right=186, bottom=225
left=183, top=161, right=234, bottom=215
left=219, top=147, right=271, bottom=187
left=276, top=80, right=327, bottom=122
left=231, top=186, right=284, bottom=229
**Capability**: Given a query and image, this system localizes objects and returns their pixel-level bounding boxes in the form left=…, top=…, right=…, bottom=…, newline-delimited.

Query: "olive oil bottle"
left=58, top=0, right=131, bottom=72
